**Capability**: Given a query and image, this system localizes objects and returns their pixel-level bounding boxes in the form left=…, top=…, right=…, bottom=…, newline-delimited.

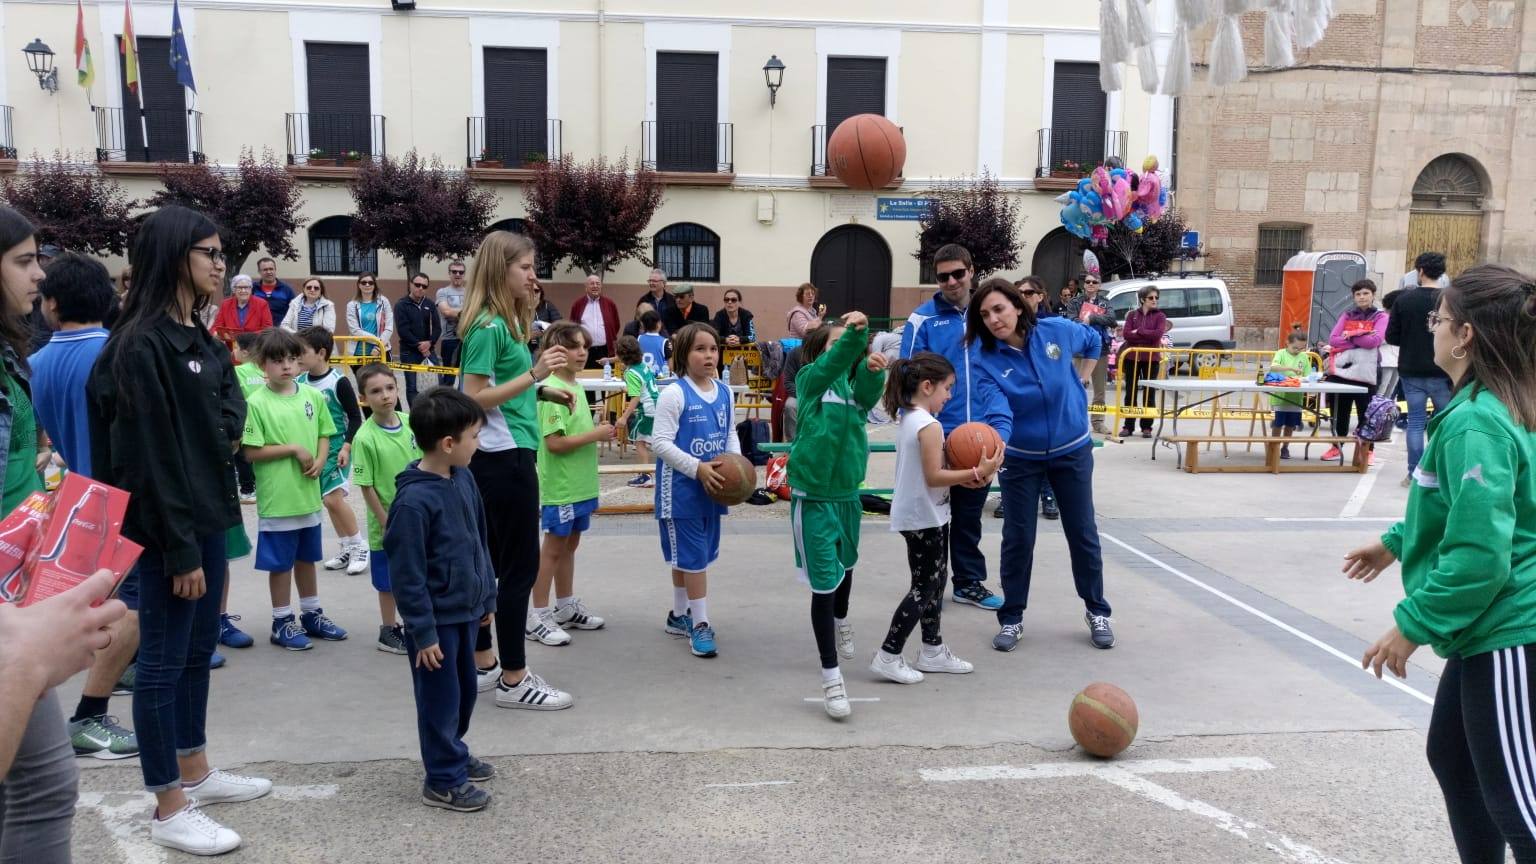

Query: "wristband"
left=529, top=368, right=545, bottom=385
left=971, top=466, right=981, bottom=484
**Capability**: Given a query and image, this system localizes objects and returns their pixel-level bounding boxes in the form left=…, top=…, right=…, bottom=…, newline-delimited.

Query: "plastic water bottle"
left=659, top=360, right=670, bottom=379
left=601, top=357, right=613, bottom=381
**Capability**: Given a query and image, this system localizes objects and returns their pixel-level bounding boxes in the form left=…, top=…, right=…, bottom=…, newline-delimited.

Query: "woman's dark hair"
left=1352, top=278, right=1378, bottom=296
left=615, top=334, right=643, bottom=366
left=115, top=205, right=222, bottom=341
left=1015, top=275, right=1045, bottom=294
left=881, top=351, right=955, bottom=417
left=539, top=320, right=590, bottom=354
left=795, top=282, right=817, bottom=305
left=1442, top=264, right=1536, bottom=430
left=671, top=322, right=719, bottom=377
left=0, top=206, right=40, bottom=359
left=39, top=253, right=115, bottom=325
left=355, top=362, right=395, bottom=394
left=800, top=322, right=841, bottom=365
left=305, top=276, right=328, bottom=297
left=724, top=289, right=743, bottom=302
left=410, top=386, right=488, bottom=451
left=966, top=277, right=1036, bottom=350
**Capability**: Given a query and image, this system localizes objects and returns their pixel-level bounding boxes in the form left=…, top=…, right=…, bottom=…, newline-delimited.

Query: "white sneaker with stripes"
left=494, top=671, right=574, bottom=711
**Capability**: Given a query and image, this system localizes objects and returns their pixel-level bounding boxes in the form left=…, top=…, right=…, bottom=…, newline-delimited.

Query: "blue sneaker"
left=270, top=615, right=312, bottom=651
left=664, top=611, right=693, bottom=637
left=689, top=622, right=718, bottom=658
left=300, top=608, right=348, bottom=641
left=209, top=651, right=226, bottom=670
left=954, top=583, right=1003, bottom=610
left=219, top=613, right=254, bottom=649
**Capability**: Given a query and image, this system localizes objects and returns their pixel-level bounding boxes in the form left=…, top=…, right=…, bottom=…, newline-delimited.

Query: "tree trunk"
left=403, top=255, right=422, bottom=281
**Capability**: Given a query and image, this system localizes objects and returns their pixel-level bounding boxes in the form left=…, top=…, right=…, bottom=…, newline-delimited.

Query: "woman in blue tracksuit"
left=967, top=277, right=1115, bottom=654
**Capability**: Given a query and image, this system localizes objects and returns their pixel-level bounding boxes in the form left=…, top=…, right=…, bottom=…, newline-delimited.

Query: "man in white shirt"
left=569, top=273, right=619, bottom=369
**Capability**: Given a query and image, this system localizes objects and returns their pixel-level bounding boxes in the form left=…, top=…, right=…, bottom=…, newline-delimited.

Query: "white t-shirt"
left=890, top=408, right=950, bottom=532
left=580, top=299, right=607, bottom=347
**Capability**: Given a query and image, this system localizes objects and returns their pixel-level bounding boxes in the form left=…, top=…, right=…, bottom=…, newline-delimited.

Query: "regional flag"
left=122, top=0, right=140, bottom=94
left=74, top=0, right=95, bottom=89
left=169, top=0, right=196, bottom=93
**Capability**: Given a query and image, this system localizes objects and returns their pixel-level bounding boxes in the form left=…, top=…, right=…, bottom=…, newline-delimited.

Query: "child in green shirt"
left=615, top=335, right=660, bottom=489
left=1268, top=330, right=1315, bottom=460
left=349, top=363, right=423, bottom=655
left=296, top=328, right=366, bottom=579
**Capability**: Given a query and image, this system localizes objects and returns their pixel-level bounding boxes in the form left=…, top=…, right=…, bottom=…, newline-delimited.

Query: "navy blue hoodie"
left=383, top=462, right=497, bottom=649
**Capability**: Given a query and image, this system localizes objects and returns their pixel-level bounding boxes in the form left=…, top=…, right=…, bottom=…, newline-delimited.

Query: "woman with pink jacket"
left=1322, top=279, right=1389, bottom=459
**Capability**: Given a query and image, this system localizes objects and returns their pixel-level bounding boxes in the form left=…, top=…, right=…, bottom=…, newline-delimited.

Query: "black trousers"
left=810, top=572, right=853, bottom=669
left=882, top=526, right=948, bottom=654
left=1429, top=646, right=1536, bottom=863
left=1325, top=374, right=1375, bottom=437
left=470, top=448, right=539, bottom=672
left=234, top=452, right=254, bottom=495
left=1119, top=354, right=1159, bottom=432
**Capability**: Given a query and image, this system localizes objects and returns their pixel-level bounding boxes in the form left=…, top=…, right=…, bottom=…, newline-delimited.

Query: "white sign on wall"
left=828, top=194, right=877, bottom=221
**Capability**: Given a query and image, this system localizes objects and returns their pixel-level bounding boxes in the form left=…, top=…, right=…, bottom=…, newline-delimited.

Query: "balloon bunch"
left=1058, top=155, right=1169, bottom=243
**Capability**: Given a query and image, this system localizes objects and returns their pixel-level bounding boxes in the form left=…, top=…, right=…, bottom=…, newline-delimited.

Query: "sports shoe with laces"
left=993, top=623, right=1024, bottom=652
left=475, top=662, right=501, bottom=693
left=554, top=598, right=606, bottom=630
left=495, top=671, right=574, bottom=710
left=377, top=624, right=407, bottom=655
left=1321, top=445, right=1342, bottom=462
left=322, top=546, right=351, bottom=571
left=822, top=675, right=851, bottom=719
left=185, top=768, right=273, bottom=805
left=664, top=610, right=693, bottom=637
left=1041, top=494, right=1060, bottom=520
left=869, top=650, right=923, bottom=684
left=270, top=615, right=312, bottom=651
left=915, top=643, right=975, bottom=674
left=1085, top=613, right=1116, bottom=649
left=525, top=610, right=571, bottom=646
left=112, top=665, right=135, bottom=696
left=300, top=608, right=348, bottom=641
left=689, top=622, right=719, bottom=658
left=150, top=804, right=241, bottom=855
left=218, top=613, right=253, bottom=649
left=953, top=583, right=1003, bottom=610
left=69, top=714, right=139, bottom=760
left=467, top=756, right=496, bottom=782
left=208, top=651, right=225, bottom=670
left=422, top=781, right=490, bottom=812
left=835, top=622, right=856, bottom=660
left=347, top=547, right=370, bottom=576
left=627, top=473, right=651, bottom=488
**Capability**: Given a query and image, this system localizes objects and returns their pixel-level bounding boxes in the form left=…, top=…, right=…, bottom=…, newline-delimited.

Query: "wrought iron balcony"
left=0, top=107, right=15, bottom=160
left=1035, top=127, right=1128, bottom=178
left=94, top=106, right=204, bottom=163
left=810, top=123, right=905, bottom=179
left=286, top=113, right=386, bottom=166
left=641, top=121, right=733, bottom=174
left=466, top=117, right=560, bottom=168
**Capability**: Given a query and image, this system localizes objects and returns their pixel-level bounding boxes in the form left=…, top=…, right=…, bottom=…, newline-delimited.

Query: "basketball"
left=826, top=114, right=907, bottom=190
left=945, top=422, right=1005, bottom=470
left=1068, top=682, right=1139, bottom=758
left=707, top=453, right=759, bottom=507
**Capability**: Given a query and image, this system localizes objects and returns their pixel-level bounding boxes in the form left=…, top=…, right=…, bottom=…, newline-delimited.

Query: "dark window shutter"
left=484, top=48, right=548, bottom=164
left=118, top=36, right=187, bottom=161
left=1050, top=62, right=1107, bottom=171
left=305, top=43, right=371, bottom=157
left=826, top=57, right=886, bottom=138
left=656, top=52, right=718, bottom=172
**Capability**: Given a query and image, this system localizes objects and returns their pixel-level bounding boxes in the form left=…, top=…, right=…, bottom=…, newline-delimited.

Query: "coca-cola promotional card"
left=0, top=492, right=53, bottom=604
left=21, top=474, right=132, bottom=606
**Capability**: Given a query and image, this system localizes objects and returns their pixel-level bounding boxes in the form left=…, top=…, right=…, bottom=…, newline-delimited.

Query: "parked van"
left=1102, top=275, right=1236, bottom=370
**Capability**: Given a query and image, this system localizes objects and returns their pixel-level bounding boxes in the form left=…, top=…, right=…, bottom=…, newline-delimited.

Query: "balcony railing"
left=94, top=106, right=204, bottom=163
left=466, top=117, right=560, bottom=168
left=0, top=106, right=14, bottom=160
left=641, top=121, right=733, bottom=174
left=810, top=123, right=905, bottom=178
left=1035, top=127, right=1128, bottom=178
left=286, top=113, right=386, bottom=166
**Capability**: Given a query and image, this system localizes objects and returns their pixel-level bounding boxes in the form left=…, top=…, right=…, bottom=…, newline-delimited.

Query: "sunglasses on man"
left=937, top=267, right=968, bottom=284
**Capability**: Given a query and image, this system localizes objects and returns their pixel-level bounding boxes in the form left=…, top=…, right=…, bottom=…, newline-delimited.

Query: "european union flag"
left=169, top=0, right=195, bottom=93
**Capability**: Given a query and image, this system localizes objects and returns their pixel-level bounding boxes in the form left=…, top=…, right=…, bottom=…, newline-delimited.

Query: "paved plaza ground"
left=64, top=419, right=1469, bottom=863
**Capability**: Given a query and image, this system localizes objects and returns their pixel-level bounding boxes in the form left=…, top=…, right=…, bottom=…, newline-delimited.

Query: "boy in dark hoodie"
left=383, top=387, right=499, bottom=812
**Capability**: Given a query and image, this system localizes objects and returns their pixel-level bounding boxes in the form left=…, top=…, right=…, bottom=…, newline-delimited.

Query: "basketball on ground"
left=1068, top=682, right=1139, bottom=758
left=945, top=422, right=1005, bottom=470
left=707, top=453, right=759, bottom=506
left=826, top=114, right=907, bottom=190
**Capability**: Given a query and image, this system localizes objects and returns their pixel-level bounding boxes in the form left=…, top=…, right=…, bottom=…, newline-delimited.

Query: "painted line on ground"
left=703, top=780, right=796, bottom=788
left=1264, top=517, right=1397, bottom=523
left=1338, top=466, right=1380, bottom=519
left=1101, top=532, right=1434, bottom=706
left=77, top=784, right=339, bottom=864
left=801, top=697, right=881, bottom=703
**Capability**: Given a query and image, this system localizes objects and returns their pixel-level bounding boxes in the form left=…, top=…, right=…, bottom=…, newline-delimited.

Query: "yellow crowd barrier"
left=1097, top=347, right=1328, bottom=435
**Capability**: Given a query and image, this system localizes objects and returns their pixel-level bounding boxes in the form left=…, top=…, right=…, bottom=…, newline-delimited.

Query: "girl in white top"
left=871, top=351, right=1003, bottom=684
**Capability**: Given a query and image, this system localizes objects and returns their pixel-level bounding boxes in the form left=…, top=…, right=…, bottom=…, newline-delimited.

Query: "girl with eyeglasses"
left=346, top=273, right=394, bottom=359
left=711, top=291, right=756, bottom=347
left=786, top=283, right=824, bottom=339
left=280, top=277, right=337, bottom=334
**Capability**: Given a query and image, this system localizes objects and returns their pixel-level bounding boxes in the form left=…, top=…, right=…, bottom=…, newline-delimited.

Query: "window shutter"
left=118, top=36, right=187, bottom=161
left=1050, top=62, right=1107, bottom=171
left=656, top=52, right=718, bottom=172
left=826, top=57, right=886, bottom=138
left=484, top=48, right=548, bottom=163
left=305, top=43, right=371, bottom=157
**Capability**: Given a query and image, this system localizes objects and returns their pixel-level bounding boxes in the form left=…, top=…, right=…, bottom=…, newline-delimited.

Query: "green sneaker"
left=69, top=715, right=139, bottom=760
left=112, top=665, right=136, bottom=696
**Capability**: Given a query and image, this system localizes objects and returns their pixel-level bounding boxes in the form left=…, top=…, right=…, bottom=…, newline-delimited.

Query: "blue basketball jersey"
left=638, top=333, right=668, bottom=375
left=655, top=378, right=731, bottom=520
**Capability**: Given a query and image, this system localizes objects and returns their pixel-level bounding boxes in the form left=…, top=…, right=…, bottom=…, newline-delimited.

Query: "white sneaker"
left=184, top=768, right=273, bottom=804
left=869, top=650, right=924, bottom=684
left=346, top=547, right=370, bottom=576
left=822, top=675, right=851, bottom=719
left=525, top=610, right=571, bottom=646
left=554, top=598, right=606, bottom=630
left=476, top=661, right=501, bottom=693
left=150, top=805, right=241, bottom=855
left=915, top=643, right=975, bottom=674
left=835, top=623, right=856, bottom=660
left=495, top=670, right=574, bottom=710
left=322, top=546, right=351, bottom=571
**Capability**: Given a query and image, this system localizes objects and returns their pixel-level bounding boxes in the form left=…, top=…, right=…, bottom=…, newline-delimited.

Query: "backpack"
left=1355, top=395, right=1400, bottom=443
left=735, top=419, right=773, bottom=466
left=765, top=453, right=792, bottom=500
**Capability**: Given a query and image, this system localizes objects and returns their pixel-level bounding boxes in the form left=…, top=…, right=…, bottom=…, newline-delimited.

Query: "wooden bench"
left=1161, top=435, right=1367, bottom=474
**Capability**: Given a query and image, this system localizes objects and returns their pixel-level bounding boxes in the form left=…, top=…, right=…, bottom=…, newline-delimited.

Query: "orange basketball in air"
left=826, top=114, right=906, bottom=190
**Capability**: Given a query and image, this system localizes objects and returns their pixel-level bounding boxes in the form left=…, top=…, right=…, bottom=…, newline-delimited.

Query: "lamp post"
left=763, top=55, right=785, bottom=107
left=23, top=38, right=59, bottom=93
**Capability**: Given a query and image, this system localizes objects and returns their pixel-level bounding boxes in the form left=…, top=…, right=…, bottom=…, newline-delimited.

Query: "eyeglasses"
left=412, top=283, right=430, bottom=290
left=1084, top=279, right=1101, bottom=286
left=724, top=296, right=741, bottom=303
left=190, top=245, right=226, bottom=264
left=449, top=269, right=465, bottom=276
left=936, top=268, right=968, bottom=284
left=358, top=279, right=375, bottom=285
left=304, top=283, right=322, bottom=291
left=1020, top=289, right=1040, bottom=297
left=1427, top=312, right=1457, bottom=331
left=1145, top=295, right=1159, bottom=301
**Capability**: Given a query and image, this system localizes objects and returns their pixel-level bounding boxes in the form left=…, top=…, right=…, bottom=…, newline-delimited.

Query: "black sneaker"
left=993, top=501, right=1005, bottom=519
left=953, top=583, right=1003, bottom=610
left=1085, top=613, right=1116, bottom=649
left=1041, top=494, right=1060, bottom=520
left=466, top=756, right=495, bottom=782
left=422, top=781, right=490, bottom=812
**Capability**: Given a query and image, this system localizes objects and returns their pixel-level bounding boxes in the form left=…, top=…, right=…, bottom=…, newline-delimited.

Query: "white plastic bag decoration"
left=1099, top=0, right=1130, bottom=92
left=1295, top=0, right=1328, bottom=47
left=1176, top=0, right=1216, bottom=29
left=1125, top=0, right=1156, bottom=48
left=1161, top=28, right=1193, bottom=95
left=1137, top=44, right=1161, bottom=93
left=1101, top=60, right=1124, bottom=93
left=1264, top=6, right=1296, bottom=67
left=1208, top=14, right=1248, bottom=85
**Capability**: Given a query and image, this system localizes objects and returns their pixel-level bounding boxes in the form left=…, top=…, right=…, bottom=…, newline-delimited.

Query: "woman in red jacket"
left=210, top=274, right=272, bottom=349
left=1118, top=286, right=1170, bottom=438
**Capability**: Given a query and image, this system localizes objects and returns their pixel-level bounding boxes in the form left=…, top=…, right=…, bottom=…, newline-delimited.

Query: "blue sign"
left=877, top=197, right=933, bottom=221
left=1181, top=230, right=1200, bottom=250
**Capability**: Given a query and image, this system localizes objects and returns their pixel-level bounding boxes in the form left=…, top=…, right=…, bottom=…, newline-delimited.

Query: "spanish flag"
left=74, top=0, right=94, bottom=89
left=122, top=0, right=140, bottom=95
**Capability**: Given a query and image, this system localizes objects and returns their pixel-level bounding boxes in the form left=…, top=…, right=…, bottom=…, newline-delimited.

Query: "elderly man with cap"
left=661, top=282, right=710, bottom=334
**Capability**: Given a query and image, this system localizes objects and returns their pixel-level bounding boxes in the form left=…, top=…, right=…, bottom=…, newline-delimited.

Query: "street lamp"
left=763, top=55, right=785, bottom=107
left=23, top=38, right=59, bottom=93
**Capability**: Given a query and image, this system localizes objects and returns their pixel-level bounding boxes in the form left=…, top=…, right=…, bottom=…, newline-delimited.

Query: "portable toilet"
left=1280, top=251, right=1368, bottom=346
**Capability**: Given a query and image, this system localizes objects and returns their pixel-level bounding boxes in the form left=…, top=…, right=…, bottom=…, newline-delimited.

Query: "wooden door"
left=810, top=226, right=892, bottom=321
left=1406, top=211, right=1483, bottom=279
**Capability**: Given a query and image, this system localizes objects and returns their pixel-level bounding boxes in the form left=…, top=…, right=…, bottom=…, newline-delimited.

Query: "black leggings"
left=810, top=572, right=853, bottom=670
left=470, top=448, right=540, bottom=672
left=1429, top=645, right=1536, bottom=863
left=1326, top=374, right=1375, bottom=437
left=1119, top=355, right=1159, bottom=432
left=882, top=526, right=948, bottom=655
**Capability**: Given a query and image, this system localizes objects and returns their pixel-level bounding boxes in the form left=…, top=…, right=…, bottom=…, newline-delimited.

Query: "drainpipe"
left=597, top=0, right=606, bottom=156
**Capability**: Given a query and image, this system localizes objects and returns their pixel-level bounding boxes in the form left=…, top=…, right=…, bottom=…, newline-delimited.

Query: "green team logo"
left=305, top=401, right=316, bottom=419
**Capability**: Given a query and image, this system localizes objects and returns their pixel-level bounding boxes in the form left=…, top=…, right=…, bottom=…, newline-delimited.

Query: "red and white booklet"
left=0, top=474, right=140, bottom=607
left=1078, top=301, right=1106, bottom=324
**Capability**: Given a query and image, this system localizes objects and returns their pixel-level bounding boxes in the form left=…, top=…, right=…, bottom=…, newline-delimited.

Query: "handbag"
left=1327, top=346, right=1378, bottom=385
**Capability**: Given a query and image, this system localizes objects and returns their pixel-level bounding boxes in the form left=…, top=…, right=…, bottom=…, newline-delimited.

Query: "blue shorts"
left=541, top=498, right=598, bottom=537
left=658, top=515, right=720, bottom=573
left=369, top=548, right=390, bottom=593
left=1271, top=410, right=1303, bottom=429
left=255, top=525, right=324, bottom=572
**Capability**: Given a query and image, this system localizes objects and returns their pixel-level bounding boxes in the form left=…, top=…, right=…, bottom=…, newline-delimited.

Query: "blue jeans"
left=996, top=445, right=1111, bottom=626
left=439, top=339, right=460, bottom=389
left=404, top=621, right=478, bottom=791
left=948, top=482, right=990, bottom=590
left=401, top=346, right=426, bottom=407
left=1402, top=374, right=1454, bottom=475
left=0, top=690, right=76, bottom=864
left=134, top=531, right=227, bottom=792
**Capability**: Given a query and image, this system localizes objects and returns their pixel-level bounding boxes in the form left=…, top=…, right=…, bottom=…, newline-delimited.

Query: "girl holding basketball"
left=788, top=312, right=888, bottom=719
left=870, top=352, right=1002, bottom=685
left=651, top=322, right=740, bottom=659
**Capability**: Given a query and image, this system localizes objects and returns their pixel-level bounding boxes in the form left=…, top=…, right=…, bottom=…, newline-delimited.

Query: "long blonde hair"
left=461, top=231, right=536, bottom=340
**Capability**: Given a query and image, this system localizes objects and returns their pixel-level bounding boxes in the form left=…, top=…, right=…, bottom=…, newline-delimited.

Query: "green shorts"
left=790, top=495, right=862, bottom=593
left=320, top=444, right=348, bottom=498
left=225, top=521, right=252, bottom=561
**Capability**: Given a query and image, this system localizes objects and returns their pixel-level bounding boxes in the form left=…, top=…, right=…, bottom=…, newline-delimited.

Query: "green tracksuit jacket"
left=787, top=326, right=885, bottom=501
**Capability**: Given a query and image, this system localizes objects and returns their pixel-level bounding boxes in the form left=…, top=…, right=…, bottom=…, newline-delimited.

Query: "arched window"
left=488, top=218, right=552, bottom=279
left=1412, top=154, right=1485, bottom=211
left=310, top=216, right=377, bottom=276
left=654, top=223, right=720, bottom=283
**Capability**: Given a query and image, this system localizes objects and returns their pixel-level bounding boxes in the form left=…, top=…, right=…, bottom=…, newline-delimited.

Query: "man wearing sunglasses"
left=1065, top=273, right=1117, bottom=433
left=899, top=244, right=1010, bottom=612
left=436, top=259, right=467, bottom=387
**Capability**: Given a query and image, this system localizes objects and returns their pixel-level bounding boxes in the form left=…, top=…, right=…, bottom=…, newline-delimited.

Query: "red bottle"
left=0, top=516, right=39, bottom=603
left=41, top=486, right=110, bottom=579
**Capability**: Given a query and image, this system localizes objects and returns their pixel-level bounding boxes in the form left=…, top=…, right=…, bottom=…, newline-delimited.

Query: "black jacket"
left=663, top=301, right=710, bottom=335
left=384, top=463, right=498, bottom=649
left=87, top=316, right=243, bottom=575
left=1385, top=285, right=1448, bottom=379
left=395, top=295, right=441, bottom=350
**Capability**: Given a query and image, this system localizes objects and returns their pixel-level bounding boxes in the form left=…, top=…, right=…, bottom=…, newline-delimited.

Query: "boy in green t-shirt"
left=232, top=333, right=264, bottom=505
left=242, top=329, right=345, bottom=652
left=528, top=322, right=614, bottom=646
left=297, top=327, right=367, bottom=578
left=1268, top=330, right=1315, bottom=460
left=615, top=336, right=660, bottom=489
left=350, top=363, right=423, bottom=655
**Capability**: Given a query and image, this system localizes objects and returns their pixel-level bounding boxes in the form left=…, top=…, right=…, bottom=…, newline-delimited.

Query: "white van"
left=1102, top=275, right=1237, bottom=362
